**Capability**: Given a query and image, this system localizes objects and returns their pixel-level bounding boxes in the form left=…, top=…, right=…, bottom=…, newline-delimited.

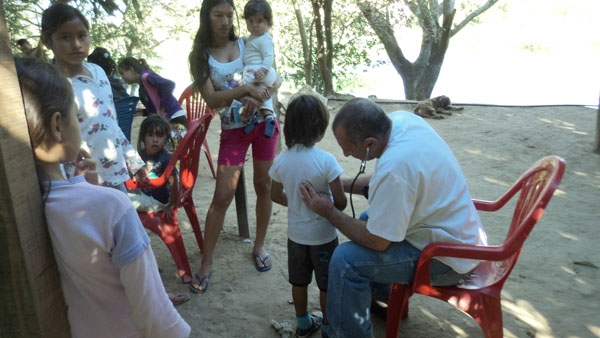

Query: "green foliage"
left=521, top=43, right=543, bottom=53
left=4, top=0, right=501, bottom=100
left=4, top=0, right=46, bottom=53
left=272, top=0, right=377, bottom=93
left=4, top=0, right=198, bottom=73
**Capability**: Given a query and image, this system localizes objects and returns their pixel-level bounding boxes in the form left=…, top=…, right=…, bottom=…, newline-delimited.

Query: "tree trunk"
left=358, top=0, right=498, bottom=100
left=595, top=92, right=600, bottom=154
left=410, top=7, right=455, bottom=100
left=311, top=0, right=334, bottom=96
left=0, top=2, right=71, bottom=336
left=323, top=0, right=334, bottom=93
left=291, top=0, right=312, bottom=86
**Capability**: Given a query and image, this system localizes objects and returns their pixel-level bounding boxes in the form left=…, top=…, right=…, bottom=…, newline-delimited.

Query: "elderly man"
left=300, top=98, right=487, bottom=338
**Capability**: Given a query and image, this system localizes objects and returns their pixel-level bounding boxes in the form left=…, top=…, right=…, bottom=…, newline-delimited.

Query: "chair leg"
left=151, top=219, right=193, bottom=284
left=469, top=294, right=504, bottom=338
left=386, top=284, right=412, bottom=338
left=162, top=233, right=193, bottom=284
left=202, top=141, right=216, bottom=179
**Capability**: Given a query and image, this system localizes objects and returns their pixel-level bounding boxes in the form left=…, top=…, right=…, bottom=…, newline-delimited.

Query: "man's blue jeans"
left=326, top=240, right=470, bottom=338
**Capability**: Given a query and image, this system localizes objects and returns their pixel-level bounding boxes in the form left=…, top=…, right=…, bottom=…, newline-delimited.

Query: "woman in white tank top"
left=187, top=0, right=280, bottom=294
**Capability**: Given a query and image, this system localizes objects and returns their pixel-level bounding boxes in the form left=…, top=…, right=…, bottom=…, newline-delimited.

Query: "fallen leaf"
left=573, top=261, right=599, bottom=269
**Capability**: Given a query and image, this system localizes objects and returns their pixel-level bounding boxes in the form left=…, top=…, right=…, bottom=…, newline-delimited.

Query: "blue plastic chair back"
left=114, top=96, right=139, bottom=141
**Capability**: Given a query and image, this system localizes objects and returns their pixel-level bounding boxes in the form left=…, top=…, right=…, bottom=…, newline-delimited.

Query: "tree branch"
left=451, top=0, right=499, bottom=37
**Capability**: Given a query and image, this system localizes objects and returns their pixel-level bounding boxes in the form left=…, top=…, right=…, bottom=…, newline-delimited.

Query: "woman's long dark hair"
left=87, top=47, right=117, bottom=76
left=118, top=57, right=151, bottom=77
left=41, top=3, right=89, bottom=46
left=189, top=0, right=238, bottom=89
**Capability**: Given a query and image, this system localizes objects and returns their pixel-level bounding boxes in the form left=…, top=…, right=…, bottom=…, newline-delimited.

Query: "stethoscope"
left=349, top=146, right=369, bottom=218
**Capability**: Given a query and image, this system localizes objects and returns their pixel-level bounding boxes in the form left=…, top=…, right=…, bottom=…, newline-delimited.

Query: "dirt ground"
left=135, top=98, right=600, bottom=338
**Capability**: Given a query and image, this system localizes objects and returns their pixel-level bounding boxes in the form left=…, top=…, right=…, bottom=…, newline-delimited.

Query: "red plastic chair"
left=386, top=155, right=566, bottom=338
left=178, top=83, right=216, bottom=179
left=125, top=115, right=213, bottom=284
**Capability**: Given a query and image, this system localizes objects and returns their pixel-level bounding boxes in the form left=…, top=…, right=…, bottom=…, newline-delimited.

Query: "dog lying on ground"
left=413, top=95, right=464, bottom=119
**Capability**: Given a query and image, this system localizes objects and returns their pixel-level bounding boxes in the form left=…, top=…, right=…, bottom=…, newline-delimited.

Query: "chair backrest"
left=463, top=155, right=566, bottom=289
left=114, top=96, right=139, bottom=140
left=171, top=114, right=213, bottom=206
left=178, top=84, right=214, bottom=122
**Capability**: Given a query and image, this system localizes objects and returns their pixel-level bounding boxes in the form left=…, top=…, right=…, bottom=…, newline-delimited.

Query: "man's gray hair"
left=332, top=98, right=391, bottom=145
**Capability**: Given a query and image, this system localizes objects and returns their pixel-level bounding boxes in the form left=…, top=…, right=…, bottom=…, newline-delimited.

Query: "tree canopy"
left=4, top=0, right=501, bottom=100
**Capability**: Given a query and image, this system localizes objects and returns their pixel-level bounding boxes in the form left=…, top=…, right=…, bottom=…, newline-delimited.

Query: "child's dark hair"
left=283, top=95, right=329, bottom=149
left=41, top=3, right=89, bottom=45
left=87, top=47, right=117, bottom=76
left=137, top=115, right=172, bottom=160
left=15, top=57, right=75, bottom=152
left=15, top=57, right=76, bottom=199
left=118, top=57, right=151, bottom=75
left=243, top=0, right=273, bottom=26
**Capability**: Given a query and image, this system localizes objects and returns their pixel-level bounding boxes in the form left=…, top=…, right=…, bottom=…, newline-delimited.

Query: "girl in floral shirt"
left=41, top=3, right=147, bottom=191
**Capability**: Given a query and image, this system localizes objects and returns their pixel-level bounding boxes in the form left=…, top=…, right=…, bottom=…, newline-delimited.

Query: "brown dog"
left=413, top=95, right=464, bottom=119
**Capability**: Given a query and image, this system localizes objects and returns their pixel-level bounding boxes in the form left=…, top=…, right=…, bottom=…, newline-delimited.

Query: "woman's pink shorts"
left=217, top=120, right=280, bottom=166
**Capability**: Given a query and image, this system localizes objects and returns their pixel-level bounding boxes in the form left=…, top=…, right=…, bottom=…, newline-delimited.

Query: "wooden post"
left=595, top=92, right=600, bottom=154
left=235, top=167, right=250, bottom=239
left=0, top=3, right=70, bottom=337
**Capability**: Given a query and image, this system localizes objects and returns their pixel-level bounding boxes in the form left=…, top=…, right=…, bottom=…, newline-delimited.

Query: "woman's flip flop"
left=253, top=252, right=272, bottom=272
left=189, top=271, right=212, bottom=294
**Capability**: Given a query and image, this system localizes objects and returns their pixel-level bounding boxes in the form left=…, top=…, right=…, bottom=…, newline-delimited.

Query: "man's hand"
left=299, top=180, right=335, bottom=219
left=71, top=149, right=99, bottom=185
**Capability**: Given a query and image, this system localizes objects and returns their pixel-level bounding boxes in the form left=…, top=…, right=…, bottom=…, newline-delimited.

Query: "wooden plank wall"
left=0, top=2, right=70, bottom=337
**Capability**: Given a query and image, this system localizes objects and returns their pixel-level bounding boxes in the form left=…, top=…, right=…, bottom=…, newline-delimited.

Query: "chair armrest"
left=411, top=241, right=519, bottom=288
left=473, top=198, right=510, bottom=212
left=125, top=176, right=169, bottom=190
left=472, top=199, right=498, bottom=211
left=125, top=151, right=178, bottom=191
left=124, top=162, right=175, bottom=190
left=473, top=178, right=525, bottom=212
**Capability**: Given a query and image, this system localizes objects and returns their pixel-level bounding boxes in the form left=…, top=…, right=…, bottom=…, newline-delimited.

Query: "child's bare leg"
left=319, top=290, right=328, bottom=324
left=292, top=285, right=308, bottom=317
left=293, top=284, right=322, bottom=336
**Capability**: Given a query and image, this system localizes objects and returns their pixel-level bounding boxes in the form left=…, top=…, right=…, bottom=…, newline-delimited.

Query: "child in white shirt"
left=270, top=94, right=347, bottom=338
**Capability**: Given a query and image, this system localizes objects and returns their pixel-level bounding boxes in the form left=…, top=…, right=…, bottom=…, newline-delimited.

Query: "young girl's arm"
left=71, top=149, right=98, bottom=185
left=121, top=245, right=191, bottom=337
left=329, top=176, right=348, bottom=211
left=270, top=180, right=287, bottom=206
left=114, top=207, right=190, bottom=337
